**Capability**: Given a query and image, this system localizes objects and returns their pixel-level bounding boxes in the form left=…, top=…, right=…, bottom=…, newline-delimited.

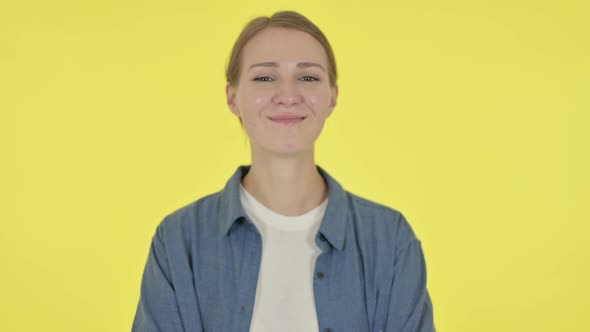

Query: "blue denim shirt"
left=132, top=165, right=435, bottom=332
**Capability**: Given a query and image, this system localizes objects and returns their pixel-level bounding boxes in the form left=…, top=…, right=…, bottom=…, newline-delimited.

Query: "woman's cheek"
left=305, top=95, right=323, bottom=113
left=254, top=96, right=267, bottom=107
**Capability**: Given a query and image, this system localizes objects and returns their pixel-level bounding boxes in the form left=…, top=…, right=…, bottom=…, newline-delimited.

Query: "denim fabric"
left=132, top=165, right=435, bottom=332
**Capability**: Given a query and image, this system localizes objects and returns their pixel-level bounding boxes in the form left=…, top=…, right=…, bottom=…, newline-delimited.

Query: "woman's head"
left=225, top=11, right=338, bottom=158
left=226, top=11, right=337, bottom=88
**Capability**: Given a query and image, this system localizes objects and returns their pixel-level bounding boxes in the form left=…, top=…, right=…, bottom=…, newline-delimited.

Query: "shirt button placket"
left=240, top=225, right=262, bottom=332
left=315, top=235, right=331, bottom=332
left=317, top=270, right=329, bottom=330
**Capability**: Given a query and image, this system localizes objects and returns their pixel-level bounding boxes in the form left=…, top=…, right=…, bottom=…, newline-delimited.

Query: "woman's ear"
left=226, top=81, right=239, bottom=117
left=327, top=83, right=339, bottom=117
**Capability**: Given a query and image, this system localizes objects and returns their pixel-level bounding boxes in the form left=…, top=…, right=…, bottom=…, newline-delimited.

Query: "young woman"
left=133, top=10, right=435, bottom=332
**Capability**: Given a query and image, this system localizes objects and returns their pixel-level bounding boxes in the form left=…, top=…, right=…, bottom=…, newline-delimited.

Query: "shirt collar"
left=218, top=164, right=348, bottom=251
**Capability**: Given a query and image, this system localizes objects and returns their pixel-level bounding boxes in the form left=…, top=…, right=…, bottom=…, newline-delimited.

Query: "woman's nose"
left=272, top=80, right=302, bottom=106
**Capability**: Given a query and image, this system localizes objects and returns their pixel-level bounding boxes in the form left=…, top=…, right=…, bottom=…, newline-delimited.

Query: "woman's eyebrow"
left=248, top=61, right=326, bottom=71
left=298, top=62, right=326, bottom=71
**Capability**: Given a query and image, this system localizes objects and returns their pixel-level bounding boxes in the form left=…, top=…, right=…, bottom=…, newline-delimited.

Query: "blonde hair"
left=225, top=11, right=338, bottom=88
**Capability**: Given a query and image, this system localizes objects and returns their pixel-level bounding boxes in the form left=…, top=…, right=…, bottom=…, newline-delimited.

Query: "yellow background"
left=1, top=0, right=588, bottom=331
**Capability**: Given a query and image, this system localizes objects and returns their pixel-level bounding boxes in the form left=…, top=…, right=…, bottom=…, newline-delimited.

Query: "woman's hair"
left=225, top=10, right=338, bottom=88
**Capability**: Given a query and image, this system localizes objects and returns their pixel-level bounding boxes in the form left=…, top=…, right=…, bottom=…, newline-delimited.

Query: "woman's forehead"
left=242, top=27, right=328, bottom=66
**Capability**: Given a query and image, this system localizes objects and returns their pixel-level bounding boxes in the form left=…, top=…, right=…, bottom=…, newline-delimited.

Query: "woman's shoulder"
left=343, top=190, right=419, bottom=248
left=346, top=190, right=402, bottom=215
left=345, top=190, right=405, bottom=223
left=154, top=190, right=225, bottom=239
left=169, top=190, right=223, bottom=219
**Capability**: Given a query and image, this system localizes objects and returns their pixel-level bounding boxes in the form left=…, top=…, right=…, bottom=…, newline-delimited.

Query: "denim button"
left=316, top=271, right=325, bottom=279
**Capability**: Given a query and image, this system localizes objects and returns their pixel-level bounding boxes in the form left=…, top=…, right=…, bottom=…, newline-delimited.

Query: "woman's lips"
left=269, top=116, right=306, bottom=125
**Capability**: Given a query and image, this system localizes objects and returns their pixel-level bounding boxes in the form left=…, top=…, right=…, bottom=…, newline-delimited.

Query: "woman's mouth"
left=268, top=116, right=306, bottom=125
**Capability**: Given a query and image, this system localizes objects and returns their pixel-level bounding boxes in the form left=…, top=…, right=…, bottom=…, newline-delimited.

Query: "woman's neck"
left=241, top=157, right=328, bottom=217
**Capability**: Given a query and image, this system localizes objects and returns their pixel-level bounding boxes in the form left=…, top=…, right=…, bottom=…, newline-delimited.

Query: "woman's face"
left=226, top=27, right=338, bottom=157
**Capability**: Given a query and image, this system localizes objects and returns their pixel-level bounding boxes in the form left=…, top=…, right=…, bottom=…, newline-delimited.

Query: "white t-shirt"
left=239, top=184, right=328, bottom=332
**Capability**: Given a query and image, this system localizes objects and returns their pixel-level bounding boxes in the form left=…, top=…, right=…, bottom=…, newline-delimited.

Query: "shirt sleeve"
left=132, top=225, right=196, bottom=332
left=385, top=223, right=435, bottom=331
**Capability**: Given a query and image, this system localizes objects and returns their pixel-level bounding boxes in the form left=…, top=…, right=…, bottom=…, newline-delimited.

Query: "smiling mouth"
left=268, top=117, right=306, bottom=125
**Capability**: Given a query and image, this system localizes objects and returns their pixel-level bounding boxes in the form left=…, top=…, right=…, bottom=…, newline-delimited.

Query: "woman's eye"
left=253, top=76, right=273, bottom=82
left=300, top=76, right=319, bottom=81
